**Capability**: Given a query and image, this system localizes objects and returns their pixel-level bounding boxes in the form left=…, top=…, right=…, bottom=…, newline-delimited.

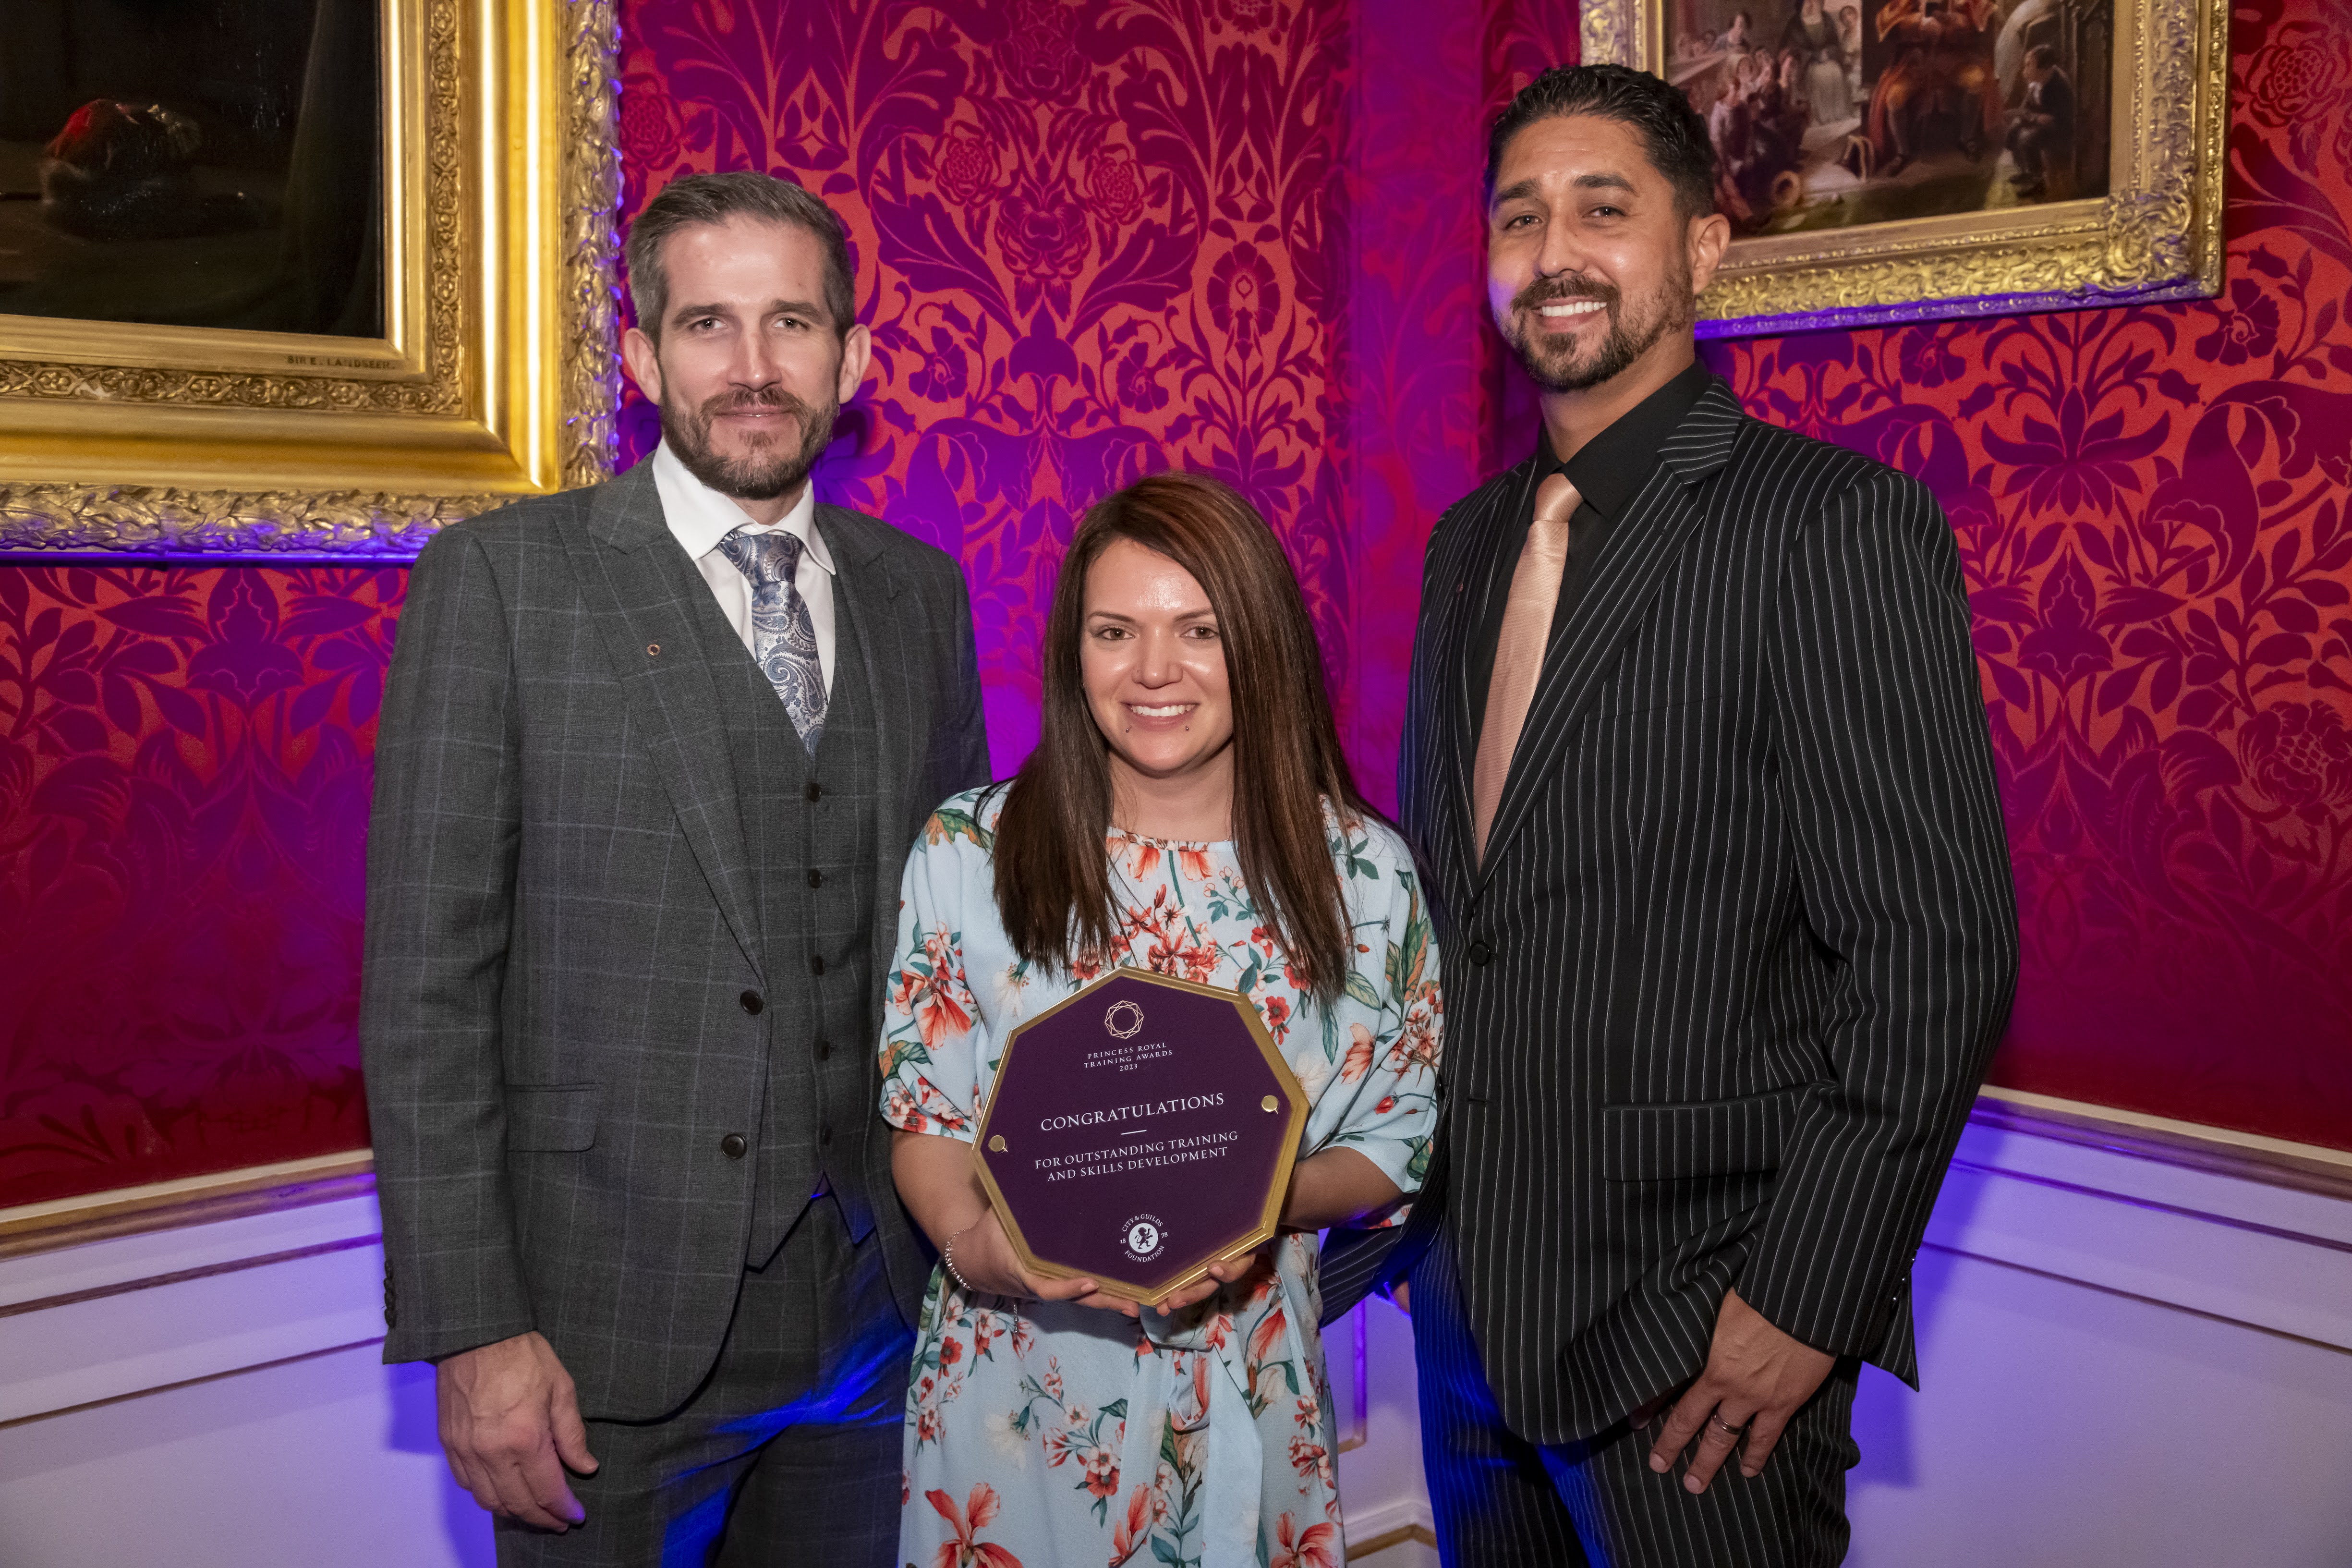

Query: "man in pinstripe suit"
left=1388, top=64, right=2018, bottom=1565
left=362, top=174, right=988, bottom=1564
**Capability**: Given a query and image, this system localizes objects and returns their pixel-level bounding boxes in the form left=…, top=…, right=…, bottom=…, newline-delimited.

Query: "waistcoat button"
left=720, top=1133, right=747, bottom=1159
left=807, top=869, right=824, bottom=889
left=810, top=955, right=825, bottom=976
left=805, top=781, right=822, bottom=802
left=815, top=1039, right=833, bottom=1060
left=1468, top=940, right=1494, bottom=967
left=740, top=990, right=764, bottom=1015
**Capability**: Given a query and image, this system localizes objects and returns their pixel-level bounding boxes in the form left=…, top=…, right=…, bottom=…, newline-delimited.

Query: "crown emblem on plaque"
left=1103, top=998, right=1145, bottom=1038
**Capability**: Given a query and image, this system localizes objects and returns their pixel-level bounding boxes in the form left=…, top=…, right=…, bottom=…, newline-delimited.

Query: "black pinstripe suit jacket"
left=1391, top=379, right=2017, bottom=1446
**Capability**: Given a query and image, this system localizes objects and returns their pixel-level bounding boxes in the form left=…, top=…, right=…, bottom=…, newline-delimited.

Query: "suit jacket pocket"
left=1600, top=1084, right=1811, bottom=1180
left=506, top=1084, right=598, bottom=1152
left=1587, top=689, right=1721, bottom=722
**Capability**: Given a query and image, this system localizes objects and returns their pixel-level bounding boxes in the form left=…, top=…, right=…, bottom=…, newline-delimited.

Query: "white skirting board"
left=2, top=1100, right=2347, bottom=1566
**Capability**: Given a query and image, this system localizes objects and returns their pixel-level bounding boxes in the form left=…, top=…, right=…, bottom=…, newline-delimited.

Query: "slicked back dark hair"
left=1484, top=62, right=1718, bottom=224
left=625, top=170, right=857, bottom=344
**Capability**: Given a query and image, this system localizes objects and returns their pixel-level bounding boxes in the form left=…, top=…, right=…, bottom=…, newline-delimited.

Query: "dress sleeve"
left=1301, top=839, right=1444, bottom=1221
left=878, top=807, right=995, bottom=1144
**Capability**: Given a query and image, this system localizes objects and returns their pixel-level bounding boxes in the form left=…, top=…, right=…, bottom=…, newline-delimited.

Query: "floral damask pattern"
left=0, top=567, right=391, bottom=1203
left=3, top=0, right=2347, bottom=1207
left=0, top=0, right=1362, bottom=1206
left=1361, top=0, right=2352, bottom=1148
left=1699, top=0, right=2352, bottom=1146
left=615, top=0, right=1353, bottom=765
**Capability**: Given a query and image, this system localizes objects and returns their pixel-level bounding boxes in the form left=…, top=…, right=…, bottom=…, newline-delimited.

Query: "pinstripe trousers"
left=495, top=1195, right=911, bottom=1568
left=1410, top=1224, right=1860, bottom=1568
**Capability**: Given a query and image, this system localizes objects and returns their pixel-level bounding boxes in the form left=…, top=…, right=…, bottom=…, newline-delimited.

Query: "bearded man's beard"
left=1500, top=257, right=1694, bottom=393
left=662, top=381, right=838, bottom=502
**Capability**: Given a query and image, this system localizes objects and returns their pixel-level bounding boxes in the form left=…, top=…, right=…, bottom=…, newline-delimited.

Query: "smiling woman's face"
left=1080, top=537, right=1235, bottom=789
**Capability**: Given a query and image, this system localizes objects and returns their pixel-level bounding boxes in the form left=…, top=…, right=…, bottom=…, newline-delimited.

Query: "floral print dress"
left=882, top=786, right=1442, bottom=1568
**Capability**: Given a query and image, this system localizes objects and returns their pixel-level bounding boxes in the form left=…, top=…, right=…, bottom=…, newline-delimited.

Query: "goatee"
left=1501, top=268, right=1692, bottom=393
left=662, top=382, right=837, bottom=502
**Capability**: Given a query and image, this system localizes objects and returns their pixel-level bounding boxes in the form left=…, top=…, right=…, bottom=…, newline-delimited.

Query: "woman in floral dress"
left=883, top=474, right=1442, bottom=1568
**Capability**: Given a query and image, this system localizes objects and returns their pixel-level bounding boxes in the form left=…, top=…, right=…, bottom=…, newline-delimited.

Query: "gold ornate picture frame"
left=0, top=0, right=619, bottom=559
left=1582, top=0, right=2227, bottom=334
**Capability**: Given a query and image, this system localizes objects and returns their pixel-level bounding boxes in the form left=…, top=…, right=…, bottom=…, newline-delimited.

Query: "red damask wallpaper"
left=614, top=0, right=1356, bottom=765
left=1702, top=0, right=2352, bottom=1144
left=0, top=0, right=1363, bottom=1207
left=0, top=568, right=392, bottom=1204
left=1, top=0, right=2347, bottom=1208
left=1376, top=0, right=2352, bottom=1146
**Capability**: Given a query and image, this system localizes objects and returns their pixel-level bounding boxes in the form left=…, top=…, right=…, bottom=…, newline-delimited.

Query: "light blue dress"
left=882, top=787, right=1443, bottom=1568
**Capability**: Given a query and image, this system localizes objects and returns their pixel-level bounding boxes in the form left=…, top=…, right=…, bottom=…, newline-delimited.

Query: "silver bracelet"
left=942, top=1220, right=980, bottom=1293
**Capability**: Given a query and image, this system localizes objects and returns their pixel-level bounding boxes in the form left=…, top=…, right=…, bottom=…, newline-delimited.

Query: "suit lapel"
left=1428, top=461, right=1537, bottom=906
left=813, top=503, right=910, bottom=860
left=1474, top=384, right=1746, bottom=884
left=563, top=462, right=763, bottom=978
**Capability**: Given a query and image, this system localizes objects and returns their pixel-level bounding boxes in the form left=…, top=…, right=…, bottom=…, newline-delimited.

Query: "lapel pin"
left=647, top=643, right=661, bottom=656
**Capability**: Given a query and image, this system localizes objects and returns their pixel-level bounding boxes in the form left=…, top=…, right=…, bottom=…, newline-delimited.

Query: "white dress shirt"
left=652, top=439, right=836, bottom=693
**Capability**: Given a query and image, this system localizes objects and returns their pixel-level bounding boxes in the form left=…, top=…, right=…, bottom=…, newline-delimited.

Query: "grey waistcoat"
left=698, top=581, right=886, bottom=1267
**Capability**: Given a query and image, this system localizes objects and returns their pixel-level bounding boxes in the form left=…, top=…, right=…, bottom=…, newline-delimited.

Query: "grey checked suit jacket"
left=1383, top=381, right=2018, bottom=1446
left=360, top=461, right=988, bottom=1420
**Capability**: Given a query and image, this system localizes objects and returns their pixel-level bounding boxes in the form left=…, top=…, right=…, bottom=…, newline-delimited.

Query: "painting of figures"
left=1665, top=0, right=2112, bottom=235
left=0, top=0, right=380, bottom=335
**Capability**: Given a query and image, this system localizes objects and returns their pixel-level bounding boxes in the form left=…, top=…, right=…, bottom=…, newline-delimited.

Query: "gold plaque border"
left=0, top=0, right=620, bottom=558
left=1580, top=0, right=2229, bottom=334
left=971, top=967, right=1309, bottom=1306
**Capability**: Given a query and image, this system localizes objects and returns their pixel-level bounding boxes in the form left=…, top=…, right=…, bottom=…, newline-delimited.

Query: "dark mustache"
left=699, top=385, right=812, bottom=421
left=1511, top=278, right=1619, bottom=314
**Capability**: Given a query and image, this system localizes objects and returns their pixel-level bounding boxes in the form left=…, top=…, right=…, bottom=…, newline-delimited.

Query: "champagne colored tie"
left=1471, top=472, right=1581, bottom=865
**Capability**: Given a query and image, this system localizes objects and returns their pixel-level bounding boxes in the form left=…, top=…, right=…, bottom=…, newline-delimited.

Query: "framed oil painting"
left=1581, top=0, right=2228, bottom=334
left=0, top=0, right=620, bottom=559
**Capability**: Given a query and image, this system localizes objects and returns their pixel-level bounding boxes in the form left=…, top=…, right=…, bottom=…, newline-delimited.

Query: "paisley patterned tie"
left=715, top=526, right=827, bottom=754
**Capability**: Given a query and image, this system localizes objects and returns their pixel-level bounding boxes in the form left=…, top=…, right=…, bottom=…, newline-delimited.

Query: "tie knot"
left=716, top=527, right=804, bottom=588
left=1532, top=471, right=1581, bottom=529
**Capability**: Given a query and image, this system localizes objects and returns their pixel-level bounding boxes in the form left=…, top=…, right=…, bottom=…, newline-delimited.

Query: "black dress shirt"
left=1467, top=359, right=1716, bottom=736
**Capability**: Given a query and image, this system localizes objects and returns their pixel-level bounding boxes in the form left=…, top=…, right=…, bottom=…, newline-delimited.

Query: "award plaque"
left=972, top=968, right=1308, bottom=1303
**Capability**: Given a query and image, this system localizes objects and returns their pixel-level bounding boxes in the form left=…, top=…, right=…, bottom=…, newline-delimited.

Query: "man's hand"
left=436, top=1331, right=598, bottom=1530
left=1647, top=1287, right=1835, bottom=1495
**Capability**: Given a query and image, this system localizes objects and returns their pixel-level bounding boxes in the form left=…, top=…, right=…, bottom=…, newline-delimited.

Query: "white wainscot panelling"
left=1333, top=1292, right=1439, bottom=1565
left=1847, top=1115, right=2352, bottom=1567
left=1, top=1104, right=2346, bottom=1567
left=0, top=1193, right=492, bottom=1567
left=1333, top=1106, right=2352, bottom=1566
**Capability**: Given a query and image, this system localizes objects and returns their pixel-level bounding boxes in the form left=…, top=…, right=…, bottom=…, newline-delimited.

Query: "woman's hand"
left=1150, top=1243, right=1276, bottom=1315
left=952, top=1208, right=1142, bottom=1317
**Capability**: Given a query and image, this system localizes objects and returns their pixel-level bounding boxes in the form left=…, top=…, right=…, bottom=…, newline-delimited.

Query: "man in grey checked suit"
left=361, top=171, right=988, bottom=1564
left=1380, top=65, right=2018, bottom=1566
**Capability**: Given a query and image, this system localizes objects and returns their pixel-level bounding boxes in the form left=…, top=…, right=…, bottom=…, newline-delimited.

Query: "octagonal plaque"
left=972, top=967, right=1307, bottom=1304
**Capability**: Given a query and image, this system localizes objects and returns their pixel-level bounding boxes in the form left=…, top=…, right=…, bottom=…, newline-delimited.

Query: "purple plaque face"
left=974, top=968, right=1306, bottom=1302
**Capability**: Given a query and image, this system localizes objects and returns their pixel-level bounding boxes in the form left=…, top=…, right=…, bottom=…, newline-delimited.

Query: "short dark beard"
left=1500, top=257, right=1694, bottom=394
left=660, top=378, right=837, bottom=502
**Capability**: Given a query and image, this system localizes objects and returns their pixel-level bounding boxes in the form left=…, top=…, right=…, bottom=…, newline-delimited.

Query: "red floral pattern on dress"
left=885, top=789, right=1437, bottom=1561
left=1270, top=1513, right=1341, bottom=1568
left=927, top=1483, right=1023, bottom=1568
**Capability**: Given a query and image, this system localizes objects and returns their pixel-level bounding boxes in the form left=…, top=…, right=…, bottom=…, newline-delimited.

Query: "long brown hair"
left=992, top=473, right=1374, bottom=999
